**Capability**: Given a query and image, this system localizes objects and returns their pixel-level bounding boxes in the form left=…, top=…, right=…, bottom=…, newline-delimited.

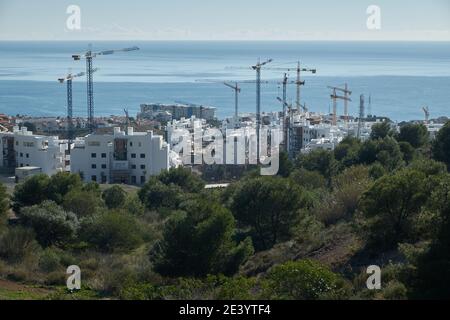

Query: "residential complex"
left=71, top=127, right=170, bottom=185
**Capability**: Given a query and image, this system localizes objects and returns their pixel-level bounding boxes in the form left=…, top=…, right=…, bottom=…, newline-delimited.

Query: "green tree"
left=138, top=178, right=183, bottom=210
left=19, top=201, right=79, bottom=247
left=263, top=260, right=347, bottom=300
left=398, top=141, right=416, bottom=164
left=370, top=122, right=393, bottom=140
left=277, top=151, right=293, bottom=178
left=152, top=199, right=253, bottom=277
left=47, top=172, right=83, bottom=204
left=397, top=123, right=429, bottom=149
left=289, top=168, right=327, bottom=190
left=158, top=167, right=205, bottom=193
left=80, top=211, right=143, bottom=253
left=102, top=185, right=127, bottom=209
left=432, top=121, right=450, bottom=170
left=414, top=175, right=450, bottom=299
left=359, top=169, right=429, bottom=249
left=296, top=149, right=337, bottom=181
left=12, top=174, right=50, bottom=212
left=230, top=177, right=309, bottom=250
left=63, top=189, right=104, bottom=217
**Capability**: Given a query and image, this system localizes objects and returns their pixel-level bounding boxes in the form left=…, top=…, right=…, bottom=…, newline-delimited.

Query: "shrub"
left=0, top=227, right=41, bottom=263
left=39, top=248, right=62, bottom=273
left=12, top=174, right=50, bottom=212
left=80, top=211, right=143, bottom=253
left=102, top=186, right=127, bottom=209
left=263, top=260, right=347, bottom=300
left=138, top=178, right=184, bottom=210
left=63, top=189, right=104, bottom=218
left=19, top=201, right=79, bottom=247
left=152, top=199, right=253, bottom=278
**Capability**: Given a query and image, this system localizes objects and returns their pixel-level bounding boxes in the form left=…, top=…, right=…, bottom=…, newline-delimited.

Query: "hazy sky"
left=0, top=0, right=449, bottom=40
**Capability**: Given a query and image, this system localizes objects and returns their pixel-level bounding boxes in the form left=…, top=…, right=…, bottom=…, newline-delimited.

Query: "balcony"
left=112, top=161, right=129, bottom=171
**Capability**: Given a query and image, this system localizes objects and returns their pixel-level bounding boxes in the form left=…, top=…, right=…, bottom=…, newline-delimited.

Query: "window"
left=140, top=154, right=145, bottom=159
left=101, top=164, right=107, bottom=169
left=131, top=176, right=137, bottom=184
left=138, top=142, right=142, bottom=147
left=91, top=153, right=97, bottom=158
left=26, top=153, right=29, bottom=158
left=101, top=153, right=107, bottom=158
left=91, top=175, right=97, bottom=182
left=140, top=176, right=146, bottom=184
left=91, top=164, right=97, bottom=169
left=101, top=175, right=107, bottom=184
left=140, top=165, right=146, bottom=170
left=88, top=141, right=101, bottom=147
left=130, top=142, right=133, bottom=147
left=131, top=164, right=137, bottom=170
left=131, top=153, right=136, bottom=159
left=19, top=153, right=23, bottom=157
left=20, top=164, right=23, bottom=167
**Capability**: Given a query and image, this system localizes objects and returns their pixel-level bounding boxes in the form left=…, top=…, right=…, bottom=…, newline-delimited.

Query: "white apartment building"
left=0, top=126, right=69, bottom=175
left=70, top=127, right=170, bottom=185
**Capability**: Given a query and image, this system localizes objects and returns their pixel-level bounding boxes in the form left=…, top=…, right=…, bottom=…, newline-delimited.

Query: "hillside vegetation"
left=0, top=122, right=449, bottom=300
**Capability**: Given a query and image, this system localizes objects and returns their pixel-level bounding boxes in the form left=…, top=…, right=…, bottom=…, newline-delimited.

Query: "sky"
left=0, top=0, right=449, bottom=41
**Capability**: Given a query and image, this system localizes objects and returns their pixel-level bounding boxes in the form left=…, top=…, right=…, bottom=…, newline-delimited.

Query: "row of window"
left=90, top=153, right=147, bottom=159
left=18, top=153, right=30, bottom=158
left=90, top=164, right=147, bottom=170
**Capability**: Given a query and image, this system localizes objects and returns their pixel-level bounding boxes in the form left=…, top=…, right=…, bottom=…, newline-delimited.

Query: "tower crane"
left=72, top=44, right=139, bottom=132
left=266, top=61, right=317, bottom=112
left=328, top=84, right=352, bottom=125
left=223, top=82, right=241, bottom=120
left=58, top=69, right=97, bottom=152
left=357, top=95, right=365, bottom=139
left=252, top=59, right=273, bottom=161
left=423, top=106, right=430, bottom=125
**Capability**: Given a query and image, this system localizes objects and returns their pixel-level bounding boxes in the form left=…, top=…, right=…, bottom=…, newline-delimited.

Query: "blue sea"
left=0, top=41, right=449, bottom=121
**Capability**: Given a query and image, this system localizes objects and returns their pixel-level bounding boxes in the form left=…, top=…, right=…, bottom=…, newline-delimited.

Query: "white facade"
left=0, top=127, right=68, bottom=175
left=70, top=127, right=170, bottom=185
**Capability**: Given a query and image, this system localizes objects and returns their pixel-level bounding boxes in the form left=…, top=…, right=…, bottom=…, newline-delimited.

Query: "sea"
left=0, top=41, right=449, bottom=121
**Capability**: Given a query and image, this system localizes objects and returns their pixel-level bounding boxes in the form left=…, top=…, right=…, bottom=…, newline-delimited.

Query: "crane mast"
left=251, top=58, right=273, bottom=162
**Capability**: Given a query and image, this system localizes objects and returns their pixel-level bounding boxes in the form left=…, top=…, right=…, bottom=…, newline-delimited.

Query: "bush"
left=152, top=199, right=253, bottom=278
left=0, top=227, right=41, bottom=263
left=263, top=260, right=347, bottom=300
left=158, top=167, right=205, bottom=193
left=138, top=178, right=184, bottom=210
left=63, top=189, right=104, bottom=218
left=39, top=248, right=62, bottom=272
left=102, top=186, right=127, bottom=209
left=80, top=211, right=143, bottom=253
left=12, top=174, right=50, bottom=212
left=19, top=201, right=79, bottom=247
